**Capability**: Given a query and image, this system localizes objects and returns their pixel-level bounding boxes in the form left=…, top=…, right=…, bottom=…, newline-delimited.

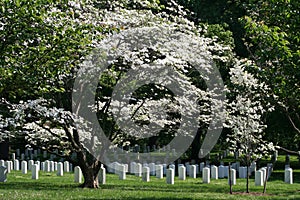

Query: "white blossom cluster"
left=225, top=59, right=275, bottom=160
left=2, top=99, right=97, bottom=156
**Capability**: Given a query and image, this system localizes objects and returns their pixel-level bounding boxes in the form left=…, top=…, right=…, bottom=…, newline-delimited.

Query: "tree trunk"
left=229, top=163, right=232, bottom=194
left=82, top=166, right=99, bottom=188
left=263, top=166, right=269, bottom=193
left=246, top=164, right=249, bottom=193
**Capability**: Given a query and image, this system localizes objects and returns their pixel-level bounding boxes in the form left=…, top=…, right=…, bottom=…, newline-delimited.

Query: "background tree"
left=241, top=0, right=300, bottom=152
left=225, top=59, right=275, bottom=193
left=0, top=0, right=233, bottom=188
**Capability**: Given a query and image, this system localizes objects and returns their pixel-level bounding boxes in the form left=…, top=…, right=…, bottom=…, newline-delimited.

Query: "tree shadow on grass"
left=268, top=170, right=300, bottom=183
left=98, top=181, right=228, bottom=194
left=0, top=181, right=78, bottom=191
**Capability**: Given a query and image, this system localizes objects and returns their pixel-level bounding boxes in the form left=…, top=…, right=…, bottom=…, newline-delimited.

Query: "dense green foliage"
left=176, top=0, right=300, bottom=151
left=0, top=0, right=110, bottom=107
left=242, top=0, right=300, bottom=149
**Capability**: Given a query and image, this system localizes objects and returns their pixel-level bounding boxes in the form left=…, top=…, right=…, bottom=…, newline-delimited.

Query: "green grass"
left=0, top=169, right=300, bottom=200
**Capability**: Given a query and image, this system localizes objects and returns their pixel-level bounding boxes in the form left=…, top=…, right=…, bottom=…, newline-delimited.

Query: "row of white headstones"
left=0, top=159, right=293, bottom=185
left=0, top=159, right=83, bottom=183
left=105, top=161, right=293, bottom=185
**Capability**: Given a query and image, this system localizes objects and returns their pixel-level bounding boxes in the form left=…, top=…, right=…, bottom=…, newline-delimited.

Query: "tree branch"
left=34, top=121, right=62, bottom=139
left=131, top=99, right=146, bottom=120
left=275, top=146, right=299, bottom=156
left=285, top=111, right=300, bottom=134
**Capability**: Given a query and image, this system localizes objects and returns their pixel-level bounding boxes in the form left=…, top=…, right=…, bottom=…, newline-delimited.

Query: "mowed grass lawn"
left=0, top=169, right=300, bottom=200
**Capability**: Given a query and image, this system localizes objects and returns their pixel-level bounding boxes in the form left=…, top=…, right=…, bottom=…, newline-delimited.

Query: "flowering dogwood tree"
left=225, top=59, right=275, bottom=193
left=0, top=0, right=275, bottom=189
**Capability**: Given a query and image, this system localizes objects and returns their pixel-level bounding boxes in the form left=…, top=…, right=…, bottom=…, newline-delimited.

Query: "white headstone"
left=69, top=163, right=73, bottom=172
left=57, top=162, right=63, bottom=176
left=13, top=159, right=19, bottom=171
left=28, top=160, right=34, bottom=171
left=45, top=160, right=51, bottom=172
left=119, top=164, right=126, bottom=180
left=74, top=166, right=83, bottom=183
left=178, top=165, right=186, bottom=180
left=189, top=165, right=196, bottom=179
left=41, top=162, right=45, bottom=171
left=236, top=162, right=240, bottom=170
left=239, top=167, right=247, bottom=178
left=172, top=149, right=176, bottom=157
left=177, top=164, right=183, bottom=174
left=21, top=161, right=27, bottom=174
left=169, top=164, right=175, bottom=171
left=21, top=154, right=25, bottom=160
left=285, top=164, right=290, bottom=169
left=224, top=166, right=229, bottom=177
left=261, top=167, right=267, bottom=182
left=203, top=167, right=210, bottom=183
left=32, top=164, right=39, bottom=180
left=107, top=162, right=114, bottom=173
left=135, top=163, right=142, bottom=177
left=162, top=164, right=167, bottom=175
left=5, top=161, right=11, bottom=173
left=112, top=162, right=118, bottom=174
left=250, top=161, right=256, bottom=173
left=200, top=162, right=205, bottom=173
left=98, top=167, right=106, bottom=185
left=143, top=163, right=148, bottom=168
left=35, top=161, right=40, bottom=171
left=211, top=165, right=218, bottom=179
left=64, top=161, right=70, bottom=172
left=284, top=168, right=293, bottom=184
left=156, top=165, right=163, bottom=179
left=43, top=151, right=47, bottom=158
left=50, top=161, right=55, bottom=172
left=0, top=166, right=7, bottom=182
left=231, top=163, right=237, bottom=170
left=186, top=163, right=190, bottom=175
left=34, top=150, right=38, bottom=158
left=9, top=161, right=13, bottom=170
left=228, top=169, right=236, bottom=185
left=142, top=167, right=150, bottom=182
left=124, top=164, right=128, bottom=173
left=130, top=162, right=136, bottom=174
left=16, top=149, right=20, bottom=157
left=218, top=165, right=224, bottom=179
left=149, top=163, right=155, bottom=176
left=267, top=163, right=273, bottom=179
left=12, top=153, right=16, bottom=161
left=54, top=162, right=58, bottom=171
left=255, top=170, right=263, bottom=186
left=166, top=168, right=174, bottom=184
left=0, top=160, right=4, bottom=167
left=195, top=164, right=199, bottom=174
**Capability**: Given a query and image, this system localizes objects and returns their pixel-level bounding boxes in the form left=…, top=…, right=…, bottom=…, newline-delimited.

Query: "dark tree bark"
left=81, top=166, right=100, bottom=188
left=229, top=163, right=232, bottom=194
left=246, top=164, right=249, bottom=193
left=75, top=148, right=102, bottom=188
